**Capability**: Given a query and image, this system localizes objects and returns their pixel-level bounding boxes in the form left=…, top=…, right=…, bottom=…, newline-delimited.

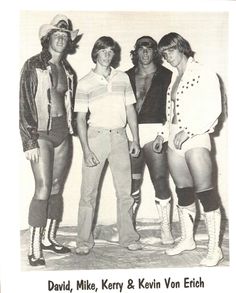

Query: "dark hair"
left=130, top=36, right=162, bottom=66
left=91, top=36, right=121, bottom=68
left=158, top=32, right=195, bottom=58
left=40, top=28, right=82, bottom=56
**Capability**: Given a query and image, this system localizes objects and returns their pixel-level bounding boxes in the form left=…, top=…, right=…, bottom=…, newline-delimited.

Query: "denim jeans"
left=77, top=127, right=139, bottom=249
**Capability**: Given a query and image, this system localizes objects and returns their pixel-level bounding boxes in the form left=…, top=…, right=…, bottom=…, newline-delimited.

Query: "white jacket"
left=159, top=57, right=222, bottom=141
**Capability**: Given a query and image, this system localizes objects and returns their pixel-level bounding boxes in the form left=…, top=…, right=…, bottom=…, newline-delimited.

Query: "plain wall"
left=19, top=11, right=228, bottom=229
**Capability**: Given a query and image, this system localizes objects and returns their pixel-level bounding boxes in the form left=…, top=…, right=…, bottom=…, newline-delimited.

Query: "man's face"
left=96, top=47, right=115, bottom=67
left=49, top=31, right=69, bottom=54
left=162, top=47, right=184, bottom=68
left=137, top=46, right=155, bottom=65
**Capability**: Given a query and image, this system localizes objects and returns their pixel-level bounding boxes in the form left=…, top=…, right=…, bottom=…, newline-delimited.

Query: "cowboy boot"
left=200, top=208, right=223, bottom=266
left=155, top=198, right=174, bottom=244
left=166, top=204, right=196, bottom=255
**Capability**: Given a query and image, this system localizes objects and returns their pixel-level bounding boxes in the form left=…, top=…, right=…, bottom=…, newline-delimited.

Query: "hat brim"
left=39, top=24, right=79, bottom=41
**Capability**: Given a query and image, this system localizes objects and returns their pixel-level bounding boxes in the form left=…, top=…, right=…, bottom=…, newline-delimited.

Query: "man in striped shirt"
left=74, top=36, right=142, bottom=255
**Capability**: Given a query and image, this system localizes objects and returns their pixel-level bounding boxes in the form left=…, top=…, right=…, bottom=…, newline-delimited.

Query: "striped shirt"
left=74, top=68, right=136, bottom=129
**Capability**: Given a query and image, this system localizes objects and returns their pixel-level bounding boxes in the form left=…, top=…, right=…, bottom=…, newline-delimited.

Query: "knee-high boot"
left=42, top=219, right=71, bottom=254
left=200, top=208, right=223, bottom=266
left=28, top=226, right=45, bottom=266
left=166, top=204, right=196, bottom=255
left=155, top=198, right=174, bottom=244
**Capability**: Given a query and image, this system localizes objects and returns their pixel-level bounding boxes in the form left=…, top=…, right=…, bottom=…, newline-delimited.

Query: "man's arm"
left=76, top=112, right=99, bottom=167
left=126, top=104, right=140, bottom=158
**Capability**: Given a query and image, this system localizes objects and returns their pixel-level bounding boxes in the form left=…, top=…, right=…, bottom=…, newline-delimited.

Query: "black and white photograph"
left=1, top=0, right=236, bottom=292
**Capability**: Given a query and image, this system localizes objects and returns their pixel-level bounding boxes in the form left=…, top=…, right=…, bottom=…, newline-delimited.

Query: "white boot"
left=166, top=204, right=196, bottom=255
left=28, top=226, right=45, bottom=266
left=200, top=208, right=223, bottom=266
left=42, top=219, right=71, bottom=253
left=155, top=198, right=174, bottom=244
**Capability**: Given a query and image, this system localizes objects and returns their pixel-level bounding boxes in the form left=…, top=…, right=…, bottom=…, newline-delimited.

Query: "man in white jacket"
left=154, top=32, right=223, bottom=267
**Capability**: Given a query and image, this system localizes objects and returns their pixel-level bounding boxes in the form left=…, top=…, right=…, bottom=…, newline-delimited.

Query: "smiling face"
left=137, top=46, right=155, bottom=66
left=162, top=46, right=185, bottom=68
left=96, top=47, right=115, bottom=67
left=49, top=30, right=69, bottom=54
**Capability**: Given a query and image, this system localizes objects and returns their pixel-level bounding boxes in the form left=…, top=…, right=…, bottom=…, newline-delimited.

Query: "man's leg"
left=165, top=147, right=196, bottom=255
left=42, top=136, right=72, bottom=254
left=186, top=148, right=223, bottom=266
left=28, top=139, right=54, bottom=266
left=76, top=130, right=108, bottom=254
left=143, top=141, right=174, bottom=244
left=109, top=130, right=141, bottom=249
left=129, top=143, right=145, bottom=228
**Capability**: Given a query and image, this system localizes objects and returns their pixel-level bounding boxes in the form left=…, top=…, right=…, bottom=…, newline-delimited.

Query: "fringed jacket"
left=19, top=50, right=77, bottom=151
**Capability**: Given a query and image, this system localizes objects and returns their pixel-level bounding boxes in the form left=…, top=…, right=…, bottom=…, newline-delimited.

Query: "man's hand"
left=84, top=150, right=100, bottom=167
left=25, top=148, right=40, bottom=163
left=174, top=130, right=189, bottom=150
left=153, top=135, right=164, bottom=153
left=129, top=141, right=140, bottom=158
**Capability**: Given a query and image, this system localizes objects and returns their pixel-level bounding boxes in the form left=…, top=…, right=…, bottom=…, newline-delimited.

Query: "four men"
left=20, top=15, right=224, bottom=267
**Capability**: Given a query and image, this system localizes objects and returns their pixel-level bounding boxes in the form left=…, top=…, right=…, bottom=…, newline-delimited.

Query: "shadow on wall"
left=214, top=73, right=228, bottom=137
left=211, top=73, right=228, bottom=224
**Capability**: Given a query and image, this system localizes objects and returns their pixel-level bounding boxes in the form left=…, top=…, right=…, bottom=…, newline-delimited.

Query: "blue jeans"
left=77, top=127, right=140, bottom=249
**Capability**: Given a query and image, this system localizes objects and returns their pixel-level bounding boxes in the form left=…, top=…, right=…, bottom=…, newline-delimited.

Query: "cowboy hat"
left=39, top=14, right=80, bottom=41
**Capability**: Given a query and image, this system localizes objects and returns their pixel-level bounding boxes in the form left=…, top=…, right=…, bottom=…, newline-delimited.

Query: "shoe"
left=200, top=247, right=223, bottom=267
left=166, top=239, right=196, bottom=255
left=127, top=242, right=142, bottom=251
left=28, top=254, right=45, bottom=266
left=75, top=246, right=90, bottom=255
left=42, top=242, right=71, bottom=254
left=28, top=226, right=45, bottom=266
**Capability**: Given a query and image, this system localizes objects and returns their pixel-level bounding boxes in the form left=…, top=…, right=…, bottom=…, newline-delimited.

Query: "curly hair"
left=91, top=36, right=121, bottom=68
left=130, top=36, right=163, bottom=66
left=158, top=32, right=195, bottom=58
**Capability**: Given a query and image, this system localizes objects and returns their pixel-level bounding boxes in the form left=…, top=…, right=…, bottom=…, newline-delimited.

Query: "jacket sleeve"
left=19, top=61, right=39, bottom=152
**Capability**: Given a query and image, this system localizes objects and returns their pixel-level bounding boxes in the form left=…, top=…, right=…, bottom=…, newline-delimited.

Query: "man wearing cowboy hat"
left=19, top=14, right=82, bottom=266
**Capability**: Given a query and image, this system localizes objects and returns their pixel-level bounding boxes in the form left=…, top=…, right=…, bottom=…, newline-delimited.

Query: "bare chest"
left=135, top=72, right=154, bottom=112
left=50, top=63, right=67, bottom=94
left=171, top=75, right=182, bottom=102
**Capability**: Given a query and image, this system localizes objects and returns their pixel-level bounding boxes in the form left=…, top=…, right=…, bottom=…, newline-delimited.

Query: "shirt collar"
left=91, top=66, right=117, bottom=80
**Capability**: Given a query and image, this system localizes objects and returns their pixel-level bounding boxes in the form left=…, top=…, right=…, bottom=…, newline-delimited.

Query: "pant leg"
left=77, top=129, right=108, bottom=249
left=108, top=129, right=140, bottom=247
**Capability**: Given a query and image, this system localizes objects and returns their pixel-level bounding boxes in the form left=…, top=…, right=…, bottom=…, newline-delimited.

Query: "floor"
left=20, top=218, right=229, bottom=271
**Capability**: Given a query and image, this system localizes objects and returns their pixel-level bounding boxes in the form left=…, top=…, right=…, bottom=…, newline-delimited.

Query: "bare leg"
left=143, top=141, right=173, bottom=244
left=166, top=147, right=196, bottom=255
left=185, top=148, right=222, bottom=266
